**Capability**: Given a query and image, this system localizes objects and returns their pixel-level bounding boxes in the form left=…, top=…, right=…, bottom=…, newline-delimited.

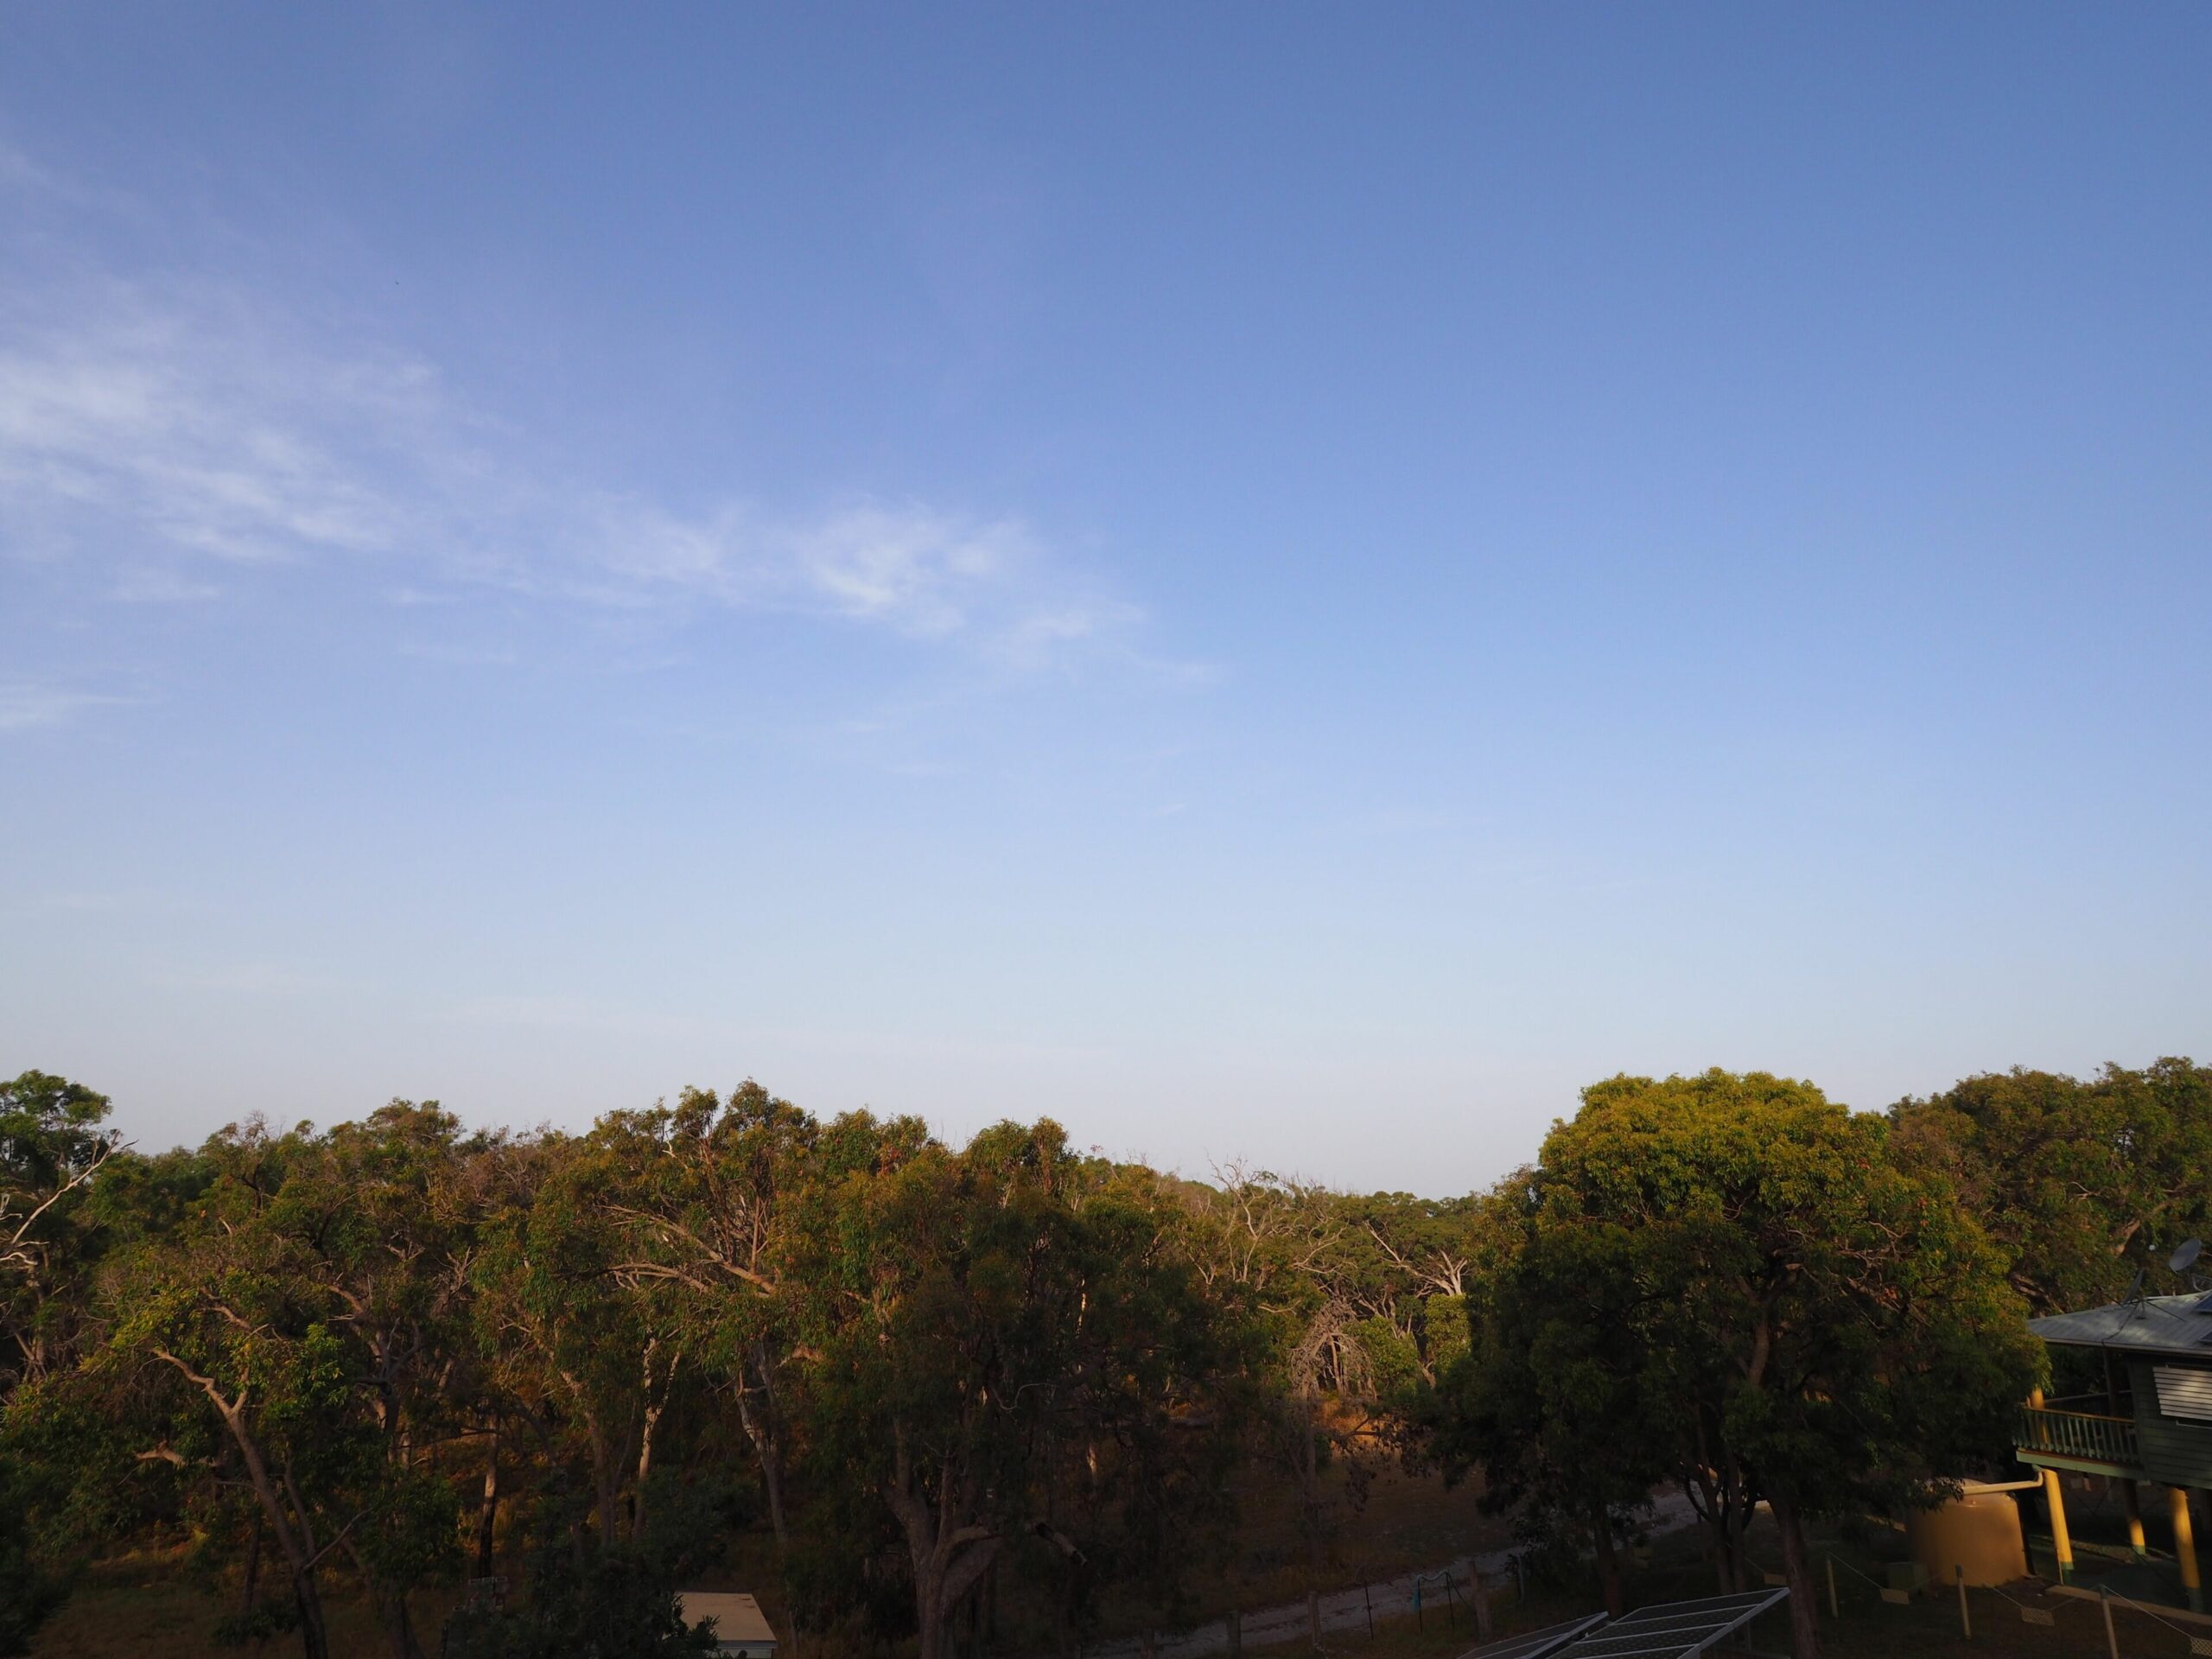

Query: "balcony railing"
left=2018, top=1405, right=2142, bottom=1471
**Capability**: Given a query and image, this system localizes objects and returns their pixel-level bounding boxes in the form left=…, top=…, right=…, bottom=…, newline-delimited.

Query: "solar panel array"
left=1546, top=1589, right=1789, bottom=1659
left=1451, top=1613, right=1608, bottom=1659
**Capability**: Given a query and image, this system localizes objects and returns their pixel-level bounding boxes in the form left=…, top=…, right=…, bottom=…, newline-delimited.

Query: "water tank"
left=1905, top=1482, right=2031, bottom=1587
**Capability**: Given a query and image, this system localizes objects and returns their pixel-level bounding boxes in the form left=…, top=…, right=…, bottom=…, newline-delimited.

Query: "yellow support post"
left=2172, top=1486, right=2202, bottom=1614
left=2044, top=1468, right=2075, bottom=1584
left=2121, top=1480, right=2146, bottom=1560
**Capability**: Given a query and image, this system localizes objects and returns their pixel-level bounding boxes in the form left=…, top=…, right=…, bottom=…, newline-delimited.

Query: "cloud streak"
left=0, top=683, right=137, bottom=730
left=0, top=296, right=423, bottom=567
left=584, top=499, right=1141, bottom=664
left=0, top=266, right=1138, bottom=666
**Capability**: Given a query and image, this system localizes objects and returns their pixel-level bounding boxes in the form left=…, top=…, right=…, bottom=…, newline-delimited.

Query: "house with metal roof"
left=2017, top=1287, right=2212, bottom=1611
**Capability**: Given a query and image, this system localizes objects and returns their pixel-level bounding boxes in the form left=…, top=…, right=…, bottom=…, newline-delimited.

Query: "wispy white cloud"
left=580, top=498, right=1140, bottom=663
left=0, top=285, right=459, bottom=565
left=0, top=683, right=137, bottom=730
left=0, top=140, right=134, bottom=213
left=0, top=215, right=1142, bottom=668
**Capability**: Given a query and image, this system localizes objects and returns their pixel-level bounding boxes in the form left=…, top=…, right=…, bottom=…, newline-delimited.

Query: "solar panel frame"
left=1547, top=1588, right=1789, bottom=1659
left=1452, top=1612, right=1610, bottom=1659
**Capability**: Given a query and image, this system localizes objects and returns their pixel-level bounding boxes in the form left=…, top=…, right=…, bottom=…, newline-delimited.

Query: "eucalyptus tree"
left=1183, top=1169, right=1491, bottom=1638
left=0, top=1071, right=129, bottom=1397
left=99, top=1119, right=372, bottom=1659
left=1330, top=1191, right=1487, bottom=1387
left=0, top=1071, right=131, bottom=1654
left=282, top=1103, right=483, bottom=1659
left=788, top=1116, right=1245, bottom=1659
left=93, top=1107, right=495, bottom=1659
left=1179, top=1164, right=1353, bottom=1630
left=584, top=1083, right=817, bottom=1551
left=1890, top=1058, right=2212, bottom=1315
left=472, top=1133, right=686, bottom=1560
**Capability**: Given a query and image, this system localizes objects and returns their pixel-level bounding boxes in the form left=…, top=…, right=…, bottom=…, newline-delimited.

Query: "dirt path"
left=1073, top=1491, right=1704, bottom=1659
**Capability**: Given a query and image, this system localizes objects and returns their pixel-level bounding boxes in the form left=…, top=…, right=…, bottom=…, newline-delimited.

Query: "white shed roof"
left=677, top=1592, right=779, bottom=1646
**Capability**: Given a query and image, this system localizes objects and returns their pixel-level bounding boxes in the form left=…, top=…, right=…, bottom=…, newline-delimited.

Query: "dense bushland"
left=2, top=1060, right=2205, bottom=1659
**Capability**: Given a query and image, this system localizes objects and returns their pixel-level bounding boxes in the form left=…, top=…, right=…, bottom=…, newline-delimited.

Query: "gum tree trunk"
left=1769, top=1492, right=1821, bottom=1659
left=1591, top=1500, right=1624, bottom=1618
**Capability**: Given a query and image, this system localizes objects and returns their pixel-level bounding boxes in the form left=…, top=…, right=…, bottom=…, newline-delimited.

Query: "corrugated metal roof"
left=2028, top=1295, right=2212, bottom=1359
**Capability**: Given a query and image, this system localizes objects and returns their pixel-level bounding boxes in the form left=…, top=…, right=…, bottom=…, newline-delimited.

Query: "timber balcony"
left=2017, top=1400, right=2144, bottom=1477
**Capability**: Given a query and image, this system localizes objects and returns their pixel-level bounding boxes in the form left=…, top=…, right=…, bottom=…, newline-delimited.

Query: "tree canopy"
left=0, top=1058, right=2199, bottom=1659
left=1438, top=1071, right=2040, bottom=1659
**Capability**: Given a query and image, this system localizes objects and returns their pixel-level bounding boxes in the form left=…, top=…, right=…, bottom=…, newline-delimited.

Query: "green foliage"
left=787, top=1117, right=1251, bottom=1658
left=0, top=1450, right=68, bottom=1657
left=1554, top=1071, right=2037, bottom=1496
left=0, top=1071, right=113, bottom=1185
left=2, top=1070, right=128, bottom=1397
left=1430, top=1069, right=2043, bottom=1649
left=1, top=1057, right=2199, bottom=1659
left=212, top=1597, right=302, bottom=1648
left=1417, top=1294, right=1469, bottom=1376
left=1891, top=1058, right=2212, bottom=1313
left=442, top=1544, right=715, bottom=1659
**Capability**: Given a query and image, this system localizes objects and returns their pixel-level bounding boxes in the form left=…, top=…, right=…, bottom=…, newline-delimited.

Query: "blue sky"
left=3, top=5, right=2209, bottom=1191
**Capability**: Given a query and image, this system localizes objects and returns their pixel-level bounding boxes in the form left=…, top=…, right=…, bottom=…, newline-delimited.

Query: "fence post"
left=1955, top=1565, right=1970, bottom=1641
left=1226, top=1607, right=1241, bottom=1659
left=1361, top=1584, right=1371, bottom=1640
left=1825, top=1555, right=1837, bottom=1620
left=1470, top=1560, right=1493, bottom=1643
left=2101, top=1585, right=2119, bottom=1659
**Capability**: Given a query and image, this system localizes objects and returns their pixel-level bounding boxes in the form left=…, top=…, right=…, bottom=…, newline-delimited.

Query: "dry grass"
left=1214, top=1459, right=1505, bottom=1606
left=27, top=1551, right=429, bottom=1659
left=38, top=1483, right=2205, bottom=1659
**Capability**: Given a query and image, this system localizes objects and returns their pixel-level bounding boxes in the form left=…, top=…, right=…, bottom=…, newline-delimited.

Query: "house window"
left=2152, top=1366, right=2212, bottom=1423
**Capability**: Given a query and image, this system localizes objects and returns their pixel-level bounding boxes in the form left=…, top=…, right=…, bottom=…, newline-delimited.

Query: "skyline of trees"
left=2, top=1058, right=2206, bottom=1659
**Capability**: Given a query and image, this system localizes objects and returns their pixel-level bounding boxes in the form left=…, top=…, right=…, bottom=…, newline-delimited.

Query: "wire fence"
left=1808, top=1546, right=2212, bottom=1656
left=1253, top=1531, right=2210, bottom=1659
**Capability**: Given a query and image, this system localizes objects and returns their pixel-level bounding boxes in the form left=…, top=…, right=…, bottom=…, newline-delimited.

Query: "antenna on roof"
left=2177, top=1238, right=2212, bottom=1300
